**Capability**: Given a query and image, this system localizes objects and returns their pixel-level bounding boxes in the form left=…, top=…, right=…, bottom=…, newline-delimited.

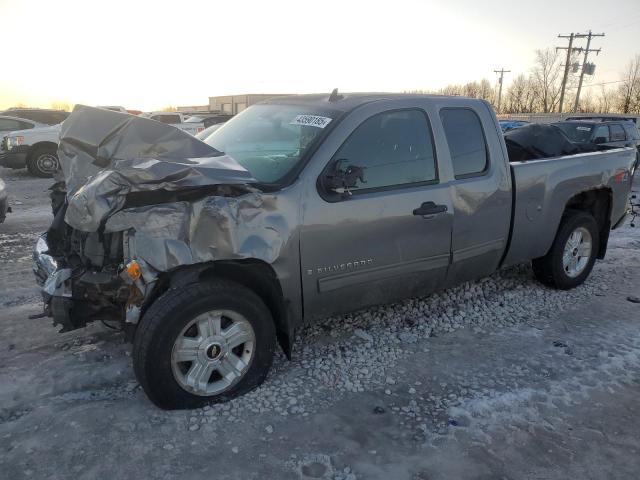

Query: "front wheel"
left=27, top=146, right=59, bottom=178
left=132, top=279, right=276, bottom=409
left=532, top=210, right=600, bottom=290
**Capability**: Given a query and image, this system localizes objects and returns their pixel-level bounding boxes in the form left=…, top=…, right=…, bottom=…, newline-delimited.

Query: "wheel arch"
left=144, top=259, right=294, bottom=359
left=562, top=187, right=612, bottom=259
left=26, top=141, right=58, bottom=161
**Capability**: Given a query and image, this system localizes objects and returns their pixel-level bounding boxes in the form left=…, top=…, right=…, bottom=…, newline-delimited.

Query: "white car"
left=141, top=111, right=205, bottom=136
left=0, top=124, right=61, bottom=177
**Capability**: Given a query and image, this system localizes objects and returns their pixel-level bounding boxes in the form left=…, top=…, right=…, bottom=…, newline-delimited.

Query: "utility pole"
left=494, top=68, right=510, bottom=114
left=573, top=30, right=604, bottom=112
left=556, top=33, right=577, bottom=113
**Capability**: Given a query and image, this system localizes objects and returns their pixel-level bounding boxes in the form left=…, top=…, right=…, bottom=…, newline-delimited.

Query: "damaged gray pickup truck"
left=34, top=95, right=636, bottom=409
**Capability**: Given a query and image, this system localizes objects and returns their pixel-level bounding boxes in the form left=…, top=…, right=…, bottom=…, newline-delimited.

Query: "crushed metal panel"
left=57, top=105, right=257, bottom=232
left=104, top=193, right=288, bottom=274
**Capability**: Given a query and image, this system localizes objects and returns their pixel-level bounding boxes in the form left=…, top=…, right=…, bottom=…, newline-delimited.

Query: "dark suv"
left=553, top=120, right=640, bottom=169
left=0, top=108, right=69, bottom=125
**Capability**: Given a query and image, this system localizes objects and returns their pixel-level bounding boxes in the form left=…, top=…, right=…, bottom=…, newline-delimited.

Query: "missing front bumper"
left=33, top=234, right=136, bottom=332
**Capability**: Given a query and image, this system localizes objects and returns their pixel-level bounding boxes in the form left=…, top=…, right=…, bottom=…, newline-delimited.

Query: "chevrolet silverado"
left=34, top=95, right=636, bottom=409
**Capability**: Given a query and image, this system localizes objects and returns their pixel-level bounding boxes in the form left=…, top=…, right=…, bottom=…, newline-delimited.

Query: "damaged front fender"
left=38, top=105, right=301, bottom=350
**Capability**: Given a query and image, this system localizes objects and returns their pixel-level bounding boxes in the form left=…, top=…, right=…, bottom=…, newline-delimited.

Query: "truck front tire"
left=132, top=279, right=276, bottom=410
left=27, top=146, right=59, bottom=178
left=532, top=210, right=600, bottom=290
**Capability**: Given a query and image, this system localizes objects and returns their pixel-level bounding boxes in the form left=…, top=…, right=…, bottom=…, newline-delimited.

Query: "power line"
left=493, top=68, right=510, bottom=114
left=565, top=79, right=624, bottom=90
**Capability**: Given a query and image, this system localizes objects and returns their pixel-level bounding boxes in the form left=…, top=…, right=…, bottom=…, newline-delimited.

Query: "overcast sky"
left=0, top=0, right=638, bottom=111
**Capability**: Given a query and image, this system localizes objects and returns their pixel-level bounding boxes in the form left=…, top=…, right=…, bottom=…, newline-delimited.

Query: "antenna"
left=328, top=88, right=343, bottom=102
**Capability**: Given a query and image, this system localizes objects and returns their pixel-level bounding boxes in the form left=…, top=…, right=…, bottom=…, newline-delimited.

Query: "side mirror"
left=322, top=159, right=366, bottom=196
left=594, top=136, right=607, bottom=144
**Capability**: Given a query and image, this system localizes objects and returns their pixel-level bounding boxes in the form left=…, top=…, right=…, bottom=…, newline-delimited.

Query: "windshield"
left=204, top=104, right=336, bottom=183
left=184, top=116, right=205, bottom=123
left=554, top=123, right=594, bottom=143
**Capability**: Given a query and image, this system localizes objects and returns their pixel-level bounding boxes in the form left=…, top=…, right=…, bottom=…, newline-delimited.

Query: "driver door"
left=300, top=107, right=453, bottom=320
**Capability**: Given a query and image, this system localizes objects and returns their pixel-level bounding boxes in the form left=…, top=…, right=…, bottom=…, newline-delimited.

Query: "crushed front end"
left=32, top=105, right=261, bottom=334
left=33, top=189, right=144, bottom=332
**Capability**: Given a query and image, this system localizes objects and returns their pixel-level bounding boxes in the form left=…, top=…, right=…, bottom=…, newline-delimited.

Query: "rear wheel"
left=133, top=279, right=276, bottom=409
left=27, top=146, right=59, bottom=177
left=532, top=210, right=599, bottom=290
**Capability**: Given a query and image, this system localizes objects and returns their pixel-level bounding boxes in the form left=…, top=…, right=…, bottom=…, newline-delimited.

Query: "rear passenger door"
left=437, top=103, right=512, bottom=286
left=300, top=103, right=453, bottom=320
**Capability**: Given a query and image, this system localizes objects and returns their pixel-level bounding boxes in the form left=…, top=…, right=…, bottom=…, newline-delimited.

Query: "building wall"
left=176, top=105, right=209, bottom=113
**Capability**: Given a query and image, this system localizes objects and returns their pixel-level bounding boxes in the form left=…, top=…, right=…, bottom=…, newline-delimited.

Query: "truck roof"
left=262, top=92, right=481, bottom=113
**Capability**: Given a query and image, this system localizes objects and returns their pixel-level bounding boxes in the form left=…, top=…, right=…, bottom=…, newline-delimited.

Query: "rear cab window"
left=440, top=108, right=488, bottom=178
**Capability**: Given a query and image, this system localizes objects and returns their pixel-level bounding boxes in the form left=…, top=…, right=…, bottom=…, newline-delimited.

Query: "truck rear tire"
left=532, top=210, right=599, bottom=290
left=27, top=146, right=59, bottom=178
left=132, top=279, right=276, bottom=410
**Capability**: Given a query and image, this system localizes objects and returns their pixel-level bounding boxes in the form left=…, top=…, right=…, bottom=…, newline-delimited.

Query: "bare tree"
left=597, top=85, right=615, bottom=113
left=616, top=55, right=640, bottom=114
left=438, top=84, right=464, bottom=96
left=531, top=48, right=563, bottom=113
left=478, top=78, right=495, bottom=105
left=505, top=74, right=537, bottom=113
left=50, top=101, right=72, bottom=111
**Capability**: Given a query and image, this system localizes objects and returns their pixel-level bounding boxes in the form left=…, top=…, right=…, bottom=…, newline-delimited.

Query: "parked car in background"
left=0, top=124, right=60, bottom=177
left=195, top=123, right=226, bottom=140
left=35, top=97, right=636, bottom=408
left=499, top=120, right=529, bottom=132
left=0, top=178, right=8, bottom=223
left=141, top=111, right=205, bottom=136
left=565, top=115, right=640, bottom=126
left=0, top=108, right=69, bottom=125
left=553, top=120, right=640, bottom=172
left=185, top=113, right=234, bottom=128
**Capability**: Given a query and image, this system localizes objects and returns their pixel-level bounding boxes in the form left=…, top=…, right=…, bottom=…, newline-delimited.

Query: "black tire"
left=132, top=279, right=276, bottom=410
left=27, top=145, right=59, bottom=178
left=532, top=210, right=600, bottom=290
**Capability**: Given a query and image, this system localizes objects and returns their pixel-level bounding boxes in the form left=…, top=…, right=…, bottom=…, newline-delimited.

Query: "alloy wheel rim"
left=36, top=154, right=58, bottom=174
left=171, top=309, right=255, bottom=396
left=562, top=226, right=592, bottom=278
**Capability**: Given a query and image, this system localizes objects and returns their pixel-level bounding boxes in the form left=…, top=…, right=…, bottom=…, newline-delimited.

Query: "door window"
left=592, top=125, right=610, bottom=143
left=440, top=108, right=488, bottom=178
left=609, top=124, right=626, bottom=141
left=623, top=123, right=640, bottom=141
left=330, top=109, right=437, bottom=192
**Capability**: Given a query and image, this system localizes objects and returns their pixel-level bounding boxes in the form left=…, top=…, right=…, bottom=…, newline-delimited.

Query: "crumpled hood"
left=58, top=105, right=257, bottom=231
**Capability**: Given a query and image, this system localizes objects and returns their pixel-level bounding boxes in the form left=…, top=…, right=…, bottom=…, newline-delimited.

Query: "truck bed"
left=503, top=147, right=636, bottom=267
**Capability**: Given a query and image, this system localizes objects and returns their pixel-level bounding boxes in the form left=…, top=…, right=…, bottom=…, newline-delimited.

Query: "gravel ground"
left=1, top=166, right=639, bottom=479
